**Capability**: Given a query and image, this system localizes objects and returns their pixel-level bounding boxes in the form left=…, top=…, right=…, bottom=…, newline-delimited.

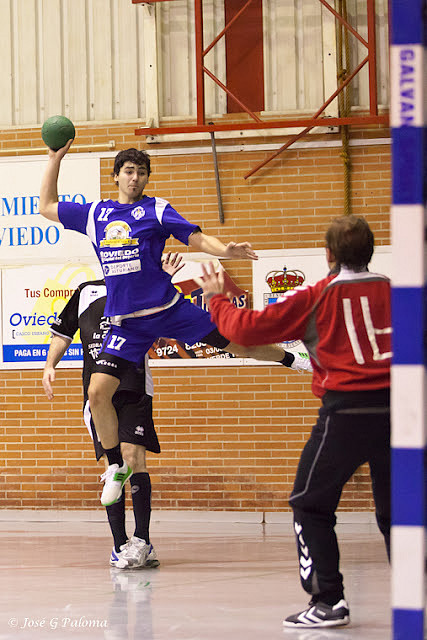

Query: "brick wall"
left=0, top=122, right=391, bottom=511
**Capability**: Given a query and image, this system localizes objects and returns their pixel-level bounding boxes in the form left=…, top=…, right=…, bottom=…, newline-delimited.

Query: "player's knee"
left=121, top=443, right=146, bottom=472
left=88, top=381, right=110, bottom=409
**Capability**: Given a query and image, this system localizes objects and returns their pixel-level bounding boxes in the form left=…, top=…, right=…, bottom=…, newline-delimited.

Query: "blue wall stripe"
left=391, top=287, right=425, bottom=365
left=391, top=128, right=426, bottom=204
left=391, top=1, right=425, bottom=45
left=393, top=609, right=424, bottom=640
left=392, top=448, right=426, bottom=526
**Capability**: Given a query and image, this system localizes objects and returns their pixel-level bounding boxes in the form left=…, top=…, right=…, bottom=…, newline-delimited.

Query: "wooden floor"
left=0, top=519, right=391, bottom=640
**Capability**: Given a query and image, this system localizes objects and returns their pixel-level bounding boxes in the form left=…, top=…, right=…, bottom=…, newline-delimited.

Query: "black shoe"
left=283, top=599, right=350, bottom=628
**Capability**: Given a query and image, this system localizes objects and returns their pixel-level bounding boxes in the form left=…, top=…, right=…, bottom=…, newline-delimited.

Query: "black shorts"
left=84, top=391, right=160, bottom=461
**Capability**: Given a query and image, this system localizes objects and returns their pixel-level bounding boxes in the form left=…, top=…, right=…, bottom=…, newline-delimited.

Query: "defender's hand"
left=194, top=262, right=228, bottom=303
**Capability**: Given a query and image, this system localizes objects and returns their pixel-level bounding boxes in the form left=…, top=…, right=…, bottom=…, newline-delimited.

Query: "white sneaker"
left=283, top=599, right=350, bottom=628
left=291, top=353, right=312, bottom=373
left=100, top=462, right=132, bottom=506
left=145, top=544, right=160, bottom=568
left=110, top=546, right=132, bottom=570
left=109, top=537, right=157, bottom=569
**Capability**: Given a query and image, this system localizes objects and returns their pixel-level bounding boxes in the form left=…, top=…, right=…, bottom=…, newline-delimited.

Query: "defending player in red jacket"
left=198, top=215, right=391, bottom=629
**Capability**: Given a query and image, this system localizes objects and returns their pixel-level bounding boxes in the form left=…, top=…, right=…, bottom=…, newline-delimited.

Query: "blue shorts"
left=98, top=295, right=228, bottom=369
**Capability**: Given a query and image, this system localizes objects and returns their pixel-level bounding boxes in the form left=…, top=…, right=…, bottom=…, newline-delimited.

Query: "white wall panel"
left=373, top=0, right=389, bottom=107
left=112, top=1, right=144, bottom=120
left=13, top=0, right=38, bottom=123
left=0, top=0, right=389, bottom=128
left=62, top=0, right=89, bottom=121
left=0, top=0, right=13, bottom=124
left=157, top=0, right=195, bottom=117
left=347, top=0, right=369, bottom=108
left=202, top=0, right=226, bottom=116
left=157, top=0, right=225, bottom=118
left=263, top=1, right=298, bottom=111
left=263, top=0, right=388, bottom=114
left=39, top=0, right=63, bottom=122
left=301, top=0, right=325, bottom=109
left=321, top=1, right=338, bottom=117
left=263, top=0, right=325, bottom=113
left=90, top=0, right=113, bottom=121
left=346, top=0, right=389, bottom=109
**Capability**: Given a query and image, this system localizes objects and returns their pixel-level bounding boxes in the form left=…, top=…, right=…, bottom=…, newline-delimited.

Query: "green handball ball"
left=41, top=115, right=75, bottom=151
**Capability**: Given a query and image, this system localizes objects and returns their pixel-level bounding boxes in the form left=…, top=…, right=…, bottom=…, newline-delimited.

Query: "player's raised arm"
left=188, top=230, right=258, bottom=260
left=39, top=140, right=73, bottom=222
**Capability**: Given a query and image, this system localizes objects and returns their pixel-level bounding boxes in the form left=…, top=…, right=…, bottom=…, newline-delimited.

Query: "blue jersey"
left=58, top=196, right=200, bottom=316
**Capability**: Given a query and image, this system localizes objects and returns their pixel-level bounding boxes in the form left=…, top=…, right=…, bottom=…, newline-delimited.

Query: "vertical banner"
left=2, top=262, right=101, bottom=368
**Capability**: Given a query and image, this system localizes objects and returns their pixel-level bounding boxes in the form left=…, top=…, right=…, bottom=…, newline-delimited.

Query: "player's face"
left=115, top=161, right=149, bottom=203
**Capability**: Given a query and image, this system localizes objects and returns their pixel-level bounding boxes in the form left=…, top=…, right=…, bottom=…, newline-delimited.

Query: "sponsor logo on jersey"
left=100, top=221, right=138, bottom=247
left=88, top=345, right=101, bottom=359
left=96, top=358, right=118, bottom=369
left=131, top=206, right=146, bottom=220
left=99, top=317, right=110, bottom=334
left=100, top=248, right=139, bottom=263
left=103, top=259, right=141, bottom=277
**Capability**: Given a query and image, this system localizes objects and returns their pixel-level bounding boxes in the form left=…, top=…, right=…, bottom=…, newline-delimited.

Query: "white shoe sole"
left=283, top=616, right=350, bottom=628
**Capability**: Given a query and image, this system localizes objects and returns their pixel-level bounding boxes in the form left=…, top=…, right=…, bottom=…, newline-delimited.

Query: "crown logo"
left=266, top=268, right=305, bottom=293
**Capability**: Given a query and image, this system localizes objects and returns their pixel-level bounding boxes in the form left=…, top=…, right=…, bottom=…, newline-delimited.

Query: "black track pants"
left=289, top=406, right=390, bottom=604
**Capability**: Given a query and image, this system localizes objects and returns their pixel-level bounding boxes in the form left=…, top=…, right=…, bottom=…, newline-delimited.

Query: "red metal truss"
left=133, top=0, right=388, bottom=176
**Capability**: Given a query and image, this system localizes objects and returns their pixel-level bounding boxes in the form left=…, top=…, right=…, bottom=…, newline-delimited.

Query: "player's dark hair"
left=325, top=215, right=374, bottom=269
left=112, top=148, right=151, bottom=178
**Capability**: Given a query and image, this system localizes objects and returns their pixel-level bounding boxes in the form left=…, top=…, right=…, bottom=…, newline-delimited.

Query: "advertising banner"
left=0, top=155, right=100, bottom=265
left=2, top=248, right=391, bottom=370
left=0, top=259, right=246, bottom=369
left=1, top=262, right=101, bottom=369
